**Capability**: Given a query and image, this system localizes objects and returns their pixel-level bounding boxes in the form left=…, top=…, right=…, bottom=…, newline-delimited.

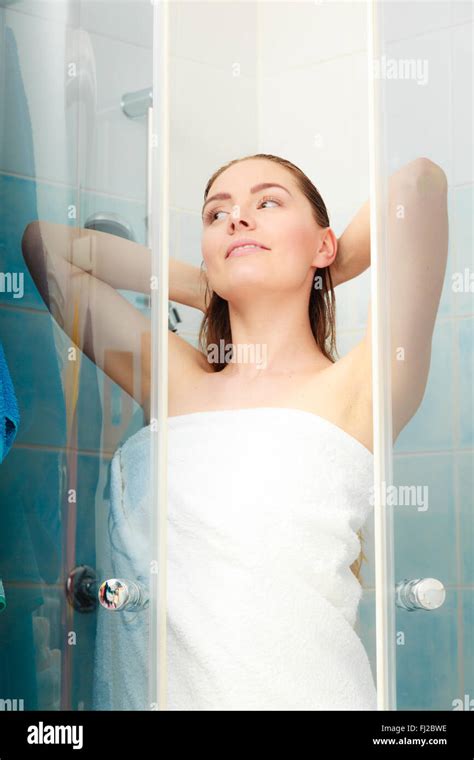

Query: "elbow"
left=22, top=220, right=39, bottom=242
left=20, top=222, right=52, bottom=307
left=406, top=157, right=448, bottom=192
left=21, top=221, right=41, bottom=264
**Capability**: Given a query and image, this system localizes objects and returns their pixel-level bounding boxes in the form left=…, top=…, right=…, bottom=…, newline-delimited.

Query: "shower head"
left=84, top=212, right=136, bottom=241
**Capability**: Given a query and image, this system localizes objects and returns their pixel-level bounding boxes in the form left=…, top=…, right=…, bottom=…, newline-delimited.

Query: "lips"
left=226, top=239, right=270, bottom=258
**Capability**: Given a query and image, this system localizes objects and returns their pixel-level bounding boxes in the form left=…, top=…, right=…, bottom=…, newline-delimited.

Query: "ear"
left=311, top=228, right=337, bottom=268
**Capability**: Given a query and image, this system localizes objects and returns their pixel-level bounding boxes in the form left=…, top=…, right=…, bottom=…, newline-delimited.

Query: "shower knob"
left=395, top=578, right=446, bottom=611
left=65, top=564, right=98, bottom=613
left=98, top=578, right=149, bottom=612
left=84, top=212, right=135, bottom=240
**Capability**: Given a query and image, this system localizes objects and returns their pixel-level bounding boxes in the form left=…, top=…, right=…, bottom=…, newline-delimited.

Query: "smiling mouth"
left=227, top=244, right=268, bottom=259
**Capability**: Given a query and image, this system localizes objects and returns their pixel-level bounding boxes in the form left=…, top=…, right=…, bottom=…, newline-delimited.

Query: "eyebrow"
left=201, top=182, right=292, bottom=217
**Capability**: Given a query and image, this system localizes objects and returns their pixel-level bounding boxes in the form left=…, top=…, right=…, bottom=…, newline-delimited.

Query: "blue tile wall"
left=393, top=452, right=457, bottom=587
left=458, top=317, right=473, bottom=449
left=458, top=451, right=474, bottom=586
left=396, top=590, right=459, bottom=710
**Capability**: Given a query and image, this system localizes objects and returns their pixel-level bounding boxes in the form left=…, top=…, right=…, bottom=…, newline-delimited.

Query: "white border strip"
left=149, top=0, right=169, bottom=711
left=367, top=0, right=397, bottom=711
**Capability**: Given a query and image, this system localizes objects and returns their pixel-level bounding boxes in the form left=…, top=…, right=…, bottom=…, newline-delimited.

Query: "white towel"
left=93, top=407, right=377, bottom=711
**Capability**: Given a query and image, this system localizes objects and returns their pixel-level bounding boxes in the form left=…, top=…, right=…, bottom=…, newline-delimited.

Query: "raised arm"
left=329, top=157, right=449, bottom=440
left=21, top=221, right=211, bottom=421
left=22, top=221, right=208, bottom=311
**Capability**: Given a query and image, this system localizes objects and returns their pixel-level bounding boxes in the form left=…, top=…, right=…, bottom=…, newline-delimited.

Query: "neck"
left=215, top=291, right=328, bottom=379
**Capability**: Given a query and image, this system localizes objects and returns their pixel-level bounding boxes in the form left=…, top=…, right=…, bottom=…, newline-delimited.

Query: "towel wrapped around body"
left=93, top=407, right=377, bottom=711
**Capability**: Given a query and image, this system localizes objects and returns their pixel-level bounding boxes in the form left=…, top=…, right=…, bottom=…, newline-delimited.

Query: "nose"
left=226, top=203, right=254, bottom=231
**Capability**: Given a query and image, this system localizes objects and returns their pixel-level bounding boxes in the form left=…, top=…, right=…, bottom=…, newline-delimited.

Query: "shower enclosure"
left=0, top=0, right=471, bottom=712
left=0, top=0, right=166, bottom=710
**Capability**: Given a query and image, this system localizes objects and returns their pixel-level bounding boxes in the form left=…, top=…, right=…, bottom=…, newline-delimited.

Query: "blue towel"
left=0, top=343, right=20, bottom=464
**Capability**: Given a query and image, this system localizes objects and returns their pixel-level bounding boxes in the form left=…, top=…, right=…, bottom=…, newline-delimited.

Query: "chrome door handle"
left=395, top=577, right=446, bottom=611
left=98, top=578, right=149, bottom=612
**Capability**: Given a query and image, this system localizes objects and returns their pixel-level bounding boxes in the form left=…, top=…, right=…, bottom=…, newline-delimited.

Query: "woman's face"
left=201, top=159, right=327, bottom=301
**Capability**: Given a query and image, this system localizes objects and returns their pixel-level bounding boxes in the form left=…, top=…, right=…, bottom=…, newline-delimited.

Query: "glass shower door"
left=0, top=0, right=164, bottom=711
left=374, top=0, right=473, bottom=711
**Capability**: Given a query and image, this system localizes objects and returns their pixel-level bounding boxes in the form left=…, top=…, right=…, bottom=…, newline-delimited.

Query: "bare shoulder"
left=141, top=332, right=210, bottom=423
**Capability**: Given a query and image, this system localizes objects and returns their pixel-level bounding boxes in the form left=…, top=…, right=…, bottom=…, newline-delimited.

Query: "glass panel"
left=378, top=0, right=473, bottom=710
left=0, top=0, right=162, bottom=710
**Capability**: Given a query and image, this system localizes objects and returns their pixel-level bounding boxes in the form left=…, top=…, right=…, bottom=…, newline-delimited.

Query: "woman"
left=22, top=153, right=448, bottom=710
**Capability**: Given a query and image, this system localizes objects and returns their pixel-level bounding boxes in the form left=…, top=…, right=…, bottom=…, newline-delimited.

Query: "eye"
left=204, top=195, right=281, bottom=224
left=258, top=195, right=281, bottom=209
left=206, top=208, right=227, bottom=223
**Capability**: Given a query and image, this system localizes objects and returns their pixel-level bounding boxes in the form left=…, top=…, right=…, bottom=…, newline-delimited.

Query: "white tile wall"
left=168, top=54, right=257, bottom=213
left=77, top=28, right=152, bottom=199
left=259, top=50, right=370, bottom=218
left=380, top=0, right=451, bottom=43
left=382, top=30, right=453, bottom=180
left=1, top=0, right=80, bottom=28
left=452, top=22, right=473, bottom=185
left=2, top=1, right=153, bottom=201
left=451, top=0, right=473, bottom=25
left=169, top=0, right=258, bottom=74
left=258, top=0, right=367, bottom=75
left=80, top=0, right=153, bottom=49
left=2, top=9, right=79, bottom=183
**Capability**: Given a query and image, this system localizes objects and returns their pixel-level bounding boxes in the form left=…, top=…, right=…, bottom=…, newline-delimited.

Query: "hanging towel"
left=0, top=343, right=20, bottom=464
